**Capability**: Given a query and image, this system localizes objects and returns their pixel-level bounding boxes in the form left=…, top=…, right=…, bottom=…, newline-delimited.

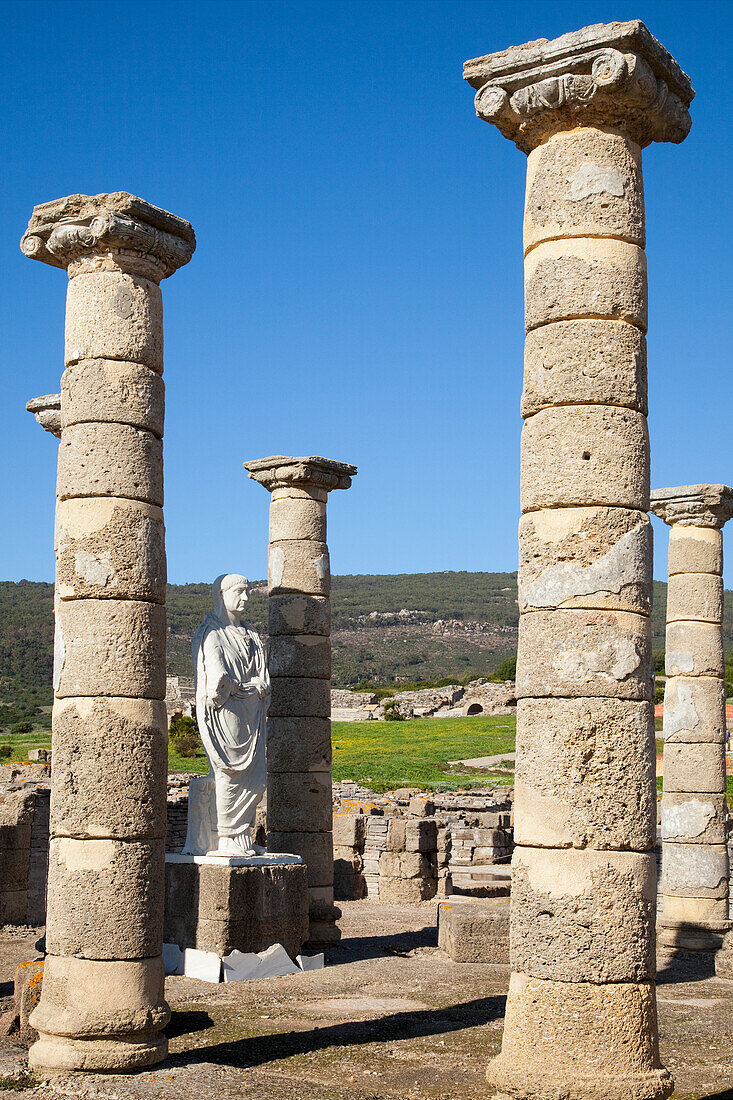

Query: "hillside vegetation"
left=1, top=574, right=732, bottom=710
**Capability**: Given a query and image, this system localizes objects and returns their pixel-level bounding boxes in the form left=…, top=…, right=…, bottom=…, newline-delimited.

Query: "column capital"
left=650, top=485, right=733, bottom=529
left=244, top=455, right=357, bottom=494
left=20, top=192, right=195, bottom=282
left=464, top=20, right=693, bottom=153
left=26, top=393, right=61, bottom=438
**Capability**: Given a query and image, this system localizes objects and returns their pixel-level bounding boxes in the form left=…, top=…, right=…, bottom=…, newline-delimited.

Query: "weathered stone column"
left=244, top=456, right=356, bottom=945
left=464, top=22, right=693, bottom=1100
left=650, top=485, right=732, bottom=951
left=20, top=193, right=195, bottom=1072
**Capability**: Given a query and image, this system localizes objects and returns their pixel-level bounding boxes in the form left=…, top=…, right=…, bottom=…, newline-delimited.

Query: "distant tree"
left=653, top=650, right=665, bottom=674
left=10, top=720, right=32, bottom=735
left=491, top=656, right=517, bottom=682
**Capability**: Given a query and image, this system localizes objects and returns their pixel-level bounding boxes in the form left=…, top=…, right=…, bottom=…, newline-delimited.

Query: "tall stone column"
left=20, top=193, right=195, bottom=1072
left=464, top=22, right=693, bottom=1100
left=244, top=456, right=356, bottom=945
left=650, top=485, right=732, bottom=951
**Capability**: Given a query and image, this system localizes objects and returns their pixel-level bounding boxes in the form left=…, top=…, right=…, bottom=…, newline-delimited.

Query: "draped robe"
left=191, top=612, right=269, bottom=846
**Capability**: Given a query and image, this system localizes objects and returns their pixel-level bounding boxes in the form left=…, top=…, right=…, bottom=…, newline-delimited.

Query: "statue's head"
left=213, top=574, right=249, bottom=620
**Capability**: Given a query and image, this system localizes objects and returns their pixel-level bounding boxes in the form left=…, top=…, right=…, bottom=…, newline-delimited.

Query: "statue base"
left=164, top=853, right=309, bottom=959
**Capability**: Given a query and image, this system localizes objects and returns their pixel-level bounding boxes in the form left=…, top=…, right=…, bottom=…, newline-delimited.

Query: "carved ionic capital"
left=244, top=456, right=357, bottom=494
left=464, top=20, right=693, bottom=152
left=20, top=192, right=195, bottom=282
left=650, top=485, right=733, bottom=529
left=26, top=394, right=61, bottom=438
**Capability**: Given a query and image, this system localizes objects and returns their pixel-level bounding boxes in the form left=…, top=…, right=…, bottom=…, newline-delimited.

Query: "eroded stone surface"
left=520, top=405, right=649, bottom=512
left=665, top=621, right=724, bottom=678
left=265, top=831, right=334, bottom=887
left=667, top=525, right=722, bottom=576
left=46, top=838, right=165, bottom=958
left=58, top=422, right=163, bottom=505
left=524, top=238, right=647, bottom=332
left=518, top=507, right=651, bottom=613
left=62, top=359, right=164, bottom=436
left=269, top=496, right=327, bottom=542
left=662, top=676, right=726, bottom=742
left=522, top=319, right=646, bottom=417
left=663, top=742, right=726, bottom=795
left=268, top=541, right=330, bottom=596
left=268, top=677, right=331, bottom=719
left=514, top=698, right=655, bottom=850
left=665, top=572, right=723, bottom=624
left=65, top=272, right=163, bottom=370
left=268, top=594, right=330, bottom=637
left=511, top=847, right=656, bottom=982
left=517, top=609, right=651, bottom=700
left=267, top=773, right=332, bottom=833
left=661, top=793, right=727, bottom=844
left=51, top=698, right=168, bottom=839
left=55, top=498, right=165, bottom=602
left=54, top=598, right=166, bottom=699
left=524, top=128, right=644, bottom=251
left=266, top=716, right=332, bottom=773
left=268, top=635, right=331, bottom=679
left=662, top=842, right=728, bottom=898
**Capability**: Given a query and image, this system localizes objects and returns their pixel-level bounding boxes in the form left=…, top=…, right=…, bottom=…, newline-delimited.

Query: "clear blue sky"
left=1, top=0, right=730, bottom=587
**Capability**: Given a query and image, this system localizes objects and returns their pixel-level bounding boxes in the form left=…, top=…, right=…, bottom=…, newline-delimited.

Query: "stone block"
left=377, top=875, right=437, bottom=903
left=518, top=506, right=651, bottom=614
left=487, top=973, right=671, bottom=1095
left=663, top=742, right=726, bottom=795
left=389, top=819, right=438, bottom=852
left=0, top=892, right=28, bottom=923
left=0, top=821, right=32, bottom=850
left=29, top=953, right=167, bottom=1039
left=164, top=858, right=309, bottom=960
left=269, top=496, right=326, bottom=542
left=665, top=572, right=723, bottom=624
left=306, top=919, right=342, bottom=946
left=268, top=594, right=330, bottom=636
left=523, top=320, right=646, bottom=419
left=183, top=948, right=221, bottom=983
left=661, top=793, right=727, bottom=844
left=55, top=498, right=165, bottom=603
left=665, top=621, right=724, bottom=678
left=516, top=609, right=652, bottom=700
left=65, top=271, right=163, bottom=370
left=14, top=959, right=44, bottom=1047
left=0, top=849, right=31, bottom=893
left=46, top=837, right=164, bottom=958
left=662, top=842, right=728, bottom=898
left=332, top=813, right=366, bottom=848
left=510, top=847, right=656, bottom=983
left=267, top=772, right=332, bottom=832
left=514, top=697, right=656, bottom=850
left=663, top=676, right=726, bottom=742
left=51, top=697, right=168, bottom=839
left=54, top=599, right=166, bottom=699
left=520, top=405, right=649, bottom=512
left=668, top=525, right=722, bottom=576
left=297, top=953, right=324, bottom=971
left=268, top=540, right=330, bottom=596
left=268, top=677, right=331, bottom=718
left=268, top=634, right=331, bottom=679
left=438, top=899, right=509, bottom=963
left=62, top=359, right=164, bottom=437
left=266, top=715, right=331, bottom=773
left=524, top=238, right=647, bottom=332
left=266, top=830, right=333, bottom=886
left=662, top=893, right=730, bottom=927
left=523, top=128, right=644, bottom=252
left=57, top=423, right=163, bottom=506
left=380, top=851, right=433, bottom=879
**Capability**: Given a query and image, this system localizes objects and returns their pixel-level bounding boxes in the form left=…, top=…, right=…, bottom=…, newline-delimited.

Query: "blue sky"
left=1, top=0, right=730, bottom=587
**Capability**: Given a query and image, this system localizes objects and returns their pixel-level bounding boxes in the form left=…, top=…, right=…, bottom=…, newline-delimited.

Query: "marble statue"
left=183, top=574, right=270, bottom=857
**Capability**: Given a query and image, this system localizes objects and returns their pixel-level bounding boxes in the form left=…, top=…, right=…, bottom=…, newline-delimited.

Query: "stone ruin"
left=9, top=16, right=732, bottom=1100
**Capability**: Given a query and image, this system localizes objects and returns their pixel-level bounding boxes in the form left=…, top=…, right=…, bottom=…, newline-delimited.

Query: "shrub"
left=0, top=745, right=11, bottom=760
left=490, top=656, right=516, bottom=682
left=175, top=735, right=200, bottom=758
left=10, top=720, right=32, bottom=735
left=655, top=684, right=665, bottom=704
left=383, top=701, right=405, bottom=722
left=169, top=715, right=198, bottom=742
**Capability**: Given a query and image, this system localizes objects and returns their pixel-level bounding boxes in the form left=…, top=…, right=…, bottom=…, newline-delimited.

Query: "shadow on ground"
left=656, top=950, right=716, bottom=985
left=329, top=924, right=437, bottom=964
left=166, top=994, right=505, bottom=1069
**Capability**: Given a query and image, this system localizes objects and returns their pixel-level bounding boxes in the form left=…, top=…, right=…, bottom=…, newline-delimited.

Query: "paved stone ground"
left=0, top=902, right=730, bottom=1099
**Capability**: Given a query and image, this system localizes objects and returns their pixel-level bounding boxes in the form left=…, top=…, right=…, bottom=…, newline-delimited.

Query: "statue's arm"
left=200, top=632, right=235, bottom=708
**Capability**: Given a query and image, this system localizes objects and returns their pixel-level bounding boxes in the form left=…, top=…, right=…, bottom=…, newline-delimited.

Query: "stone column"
left=650, top=485, right=732, bottom=951
left=244, top=456, right=356, bottom=945
left=464, top=22, right=693, bottom=1100
left=20, top=193, right=195, bottom=1073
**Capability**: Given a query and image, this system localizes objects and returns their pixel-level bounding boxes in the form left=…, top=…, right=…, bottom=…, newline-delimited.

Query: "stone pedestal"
left=650, top=485, right=732, bottom=951
left=244, top=456, right=357, bottom=945
left=164, top=853, right=309, bottom=960
left=464, top=21, right=693, bottom=1100
left=21, top=193, right=195, bottom=1073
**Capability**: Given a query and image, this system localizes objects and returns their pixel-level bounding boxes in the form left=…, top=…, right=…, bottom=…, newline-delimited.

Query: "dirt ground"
left=0, top=901, right=730, bottom=1100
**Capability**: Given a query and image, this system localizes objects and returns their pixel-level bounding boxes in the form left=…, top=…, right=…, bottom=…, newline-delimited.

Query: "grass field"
left=2, top=715, right=732, bottom=799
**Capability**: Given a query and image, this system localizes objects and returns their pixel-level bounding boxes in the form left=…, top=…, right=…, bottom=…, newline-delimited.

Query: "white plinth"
left=166, top=852, right=303, bottom=867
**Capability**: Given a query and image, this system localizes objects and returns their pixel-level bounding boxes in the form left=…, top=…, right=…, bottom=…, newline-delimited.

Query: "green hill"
left=1, top=574, right=732, bottom=711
